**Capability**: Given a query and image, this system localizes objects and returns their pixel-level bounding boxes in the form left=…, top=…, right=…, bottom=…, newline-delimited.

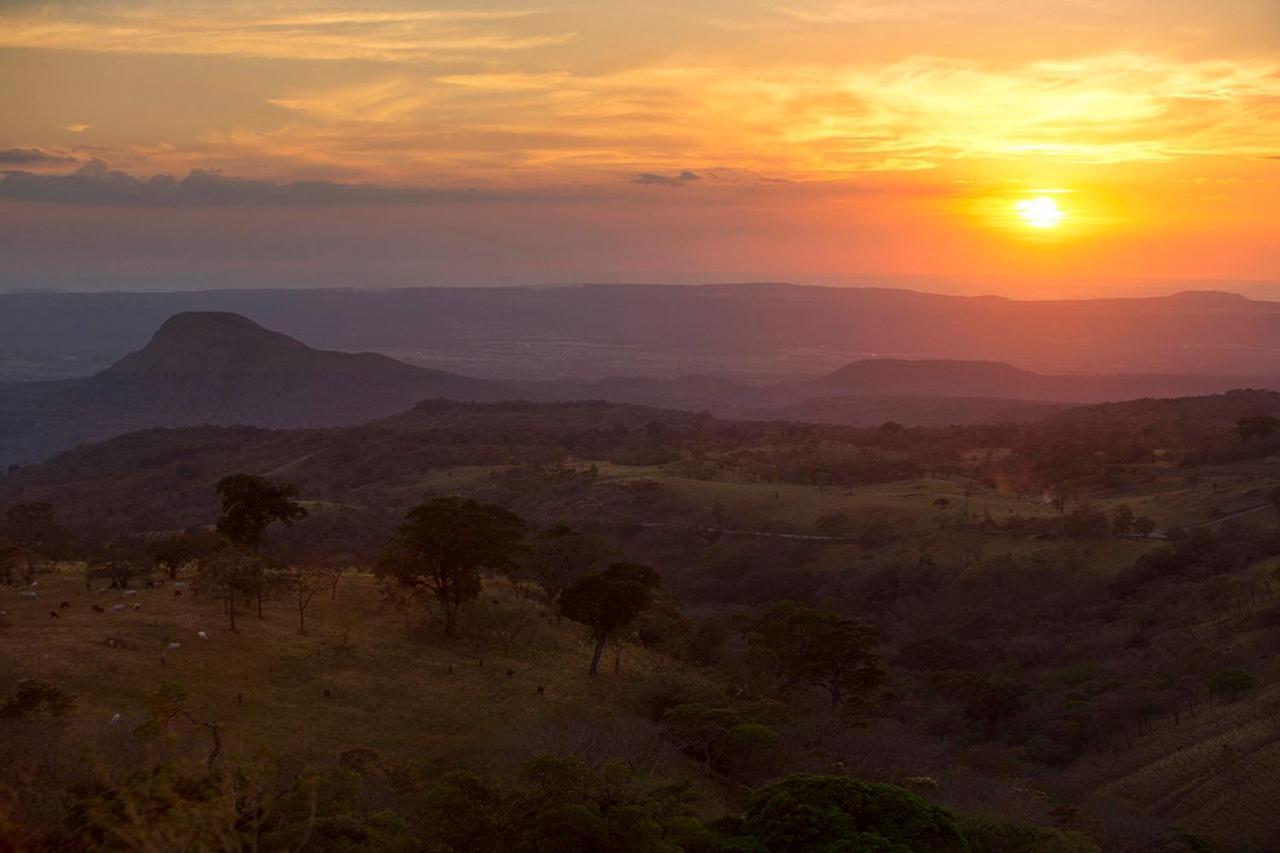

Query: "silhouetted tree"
left=1234, top=415, right=1279, bottom=441
left=522, top=525, right=611, bottom=605
left=214, top=474, right=307, bottom=552
left=736, top=600, right=884, bottom=711
left=280, top=562, right=329, bottom=635
left=197, top=548, right=265, bottom=633
left=560, top=562, right=660, bottom=676
left=731, top=774, right=968, bottom=853
left=377, top=497, right=526, bottom=638
left=4, top=502, right=59, bottom=583
left=147, top=530, right=223, bottom=579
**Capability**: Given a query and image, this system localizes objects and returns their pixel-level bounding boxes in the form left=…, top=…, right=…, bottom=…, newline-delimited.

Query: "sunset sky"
left=1, top=0, right=1277, bottom=295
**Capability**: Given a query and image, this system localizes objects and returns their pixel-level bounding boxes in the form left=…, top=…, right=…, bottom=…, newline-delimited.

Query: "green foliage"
left=728, top=774, right=969, bottom=853
left=1233, top=415, right=1280, bottom=442
left=959, top=815, right=1100, bottom=853
left=377, top=497, right=527, bottom=638
left=146, top=529, right=224, bottom=578
left=560, top=562, right=661, bottom=675
left=662, top=703, right=775, bottom=775
left=523, top=524, right=612, bottom=604
left=215, top=473, right=307, bottom=550
left=196, top=546, right=267, bottom=632
left=419, top=755, right=698, bottom=853
left=1207, top=667, right=1255, bottom=699
left=736, top=600, right=884, bottom=710
left=0, top=678, right=76, bottom=720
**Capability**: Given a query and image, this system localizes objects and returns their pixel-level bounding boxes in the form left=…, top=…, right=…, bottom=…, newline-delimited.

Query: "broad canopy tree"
left=196, top=547, right=267, bottom=633
left=736, top=600, right=884, bottom=711
left=559, top=562, right=661, bottom=676
left=3, top=501, right=61, bottom=584
left=214, top=474, right=307, bottom=552
left=522, top=524, right=611, bottom=605
left=378, top=497, right=527, bottom=638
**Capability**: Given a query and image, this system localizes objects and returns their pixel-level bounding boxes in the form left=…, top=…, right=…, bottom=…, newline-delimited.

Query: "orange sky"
left=1, top=0, right=1277, bottom=294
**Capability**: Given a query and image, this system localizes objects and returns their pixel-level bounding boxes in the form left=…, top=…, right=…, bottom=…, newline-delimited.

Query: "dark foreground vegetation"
left=3, top=392, right=1280, bottom=850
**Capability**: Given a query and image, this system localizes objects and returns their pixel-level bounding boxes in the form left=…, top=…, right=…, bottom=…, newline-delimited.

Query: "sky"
left=1, top=0, right=1277, bottom=297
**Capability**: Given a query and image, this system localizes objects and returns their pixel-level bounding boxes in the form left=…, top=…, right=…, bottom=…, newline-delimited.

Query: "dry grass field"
left=0, top=566, right=695, bottom=776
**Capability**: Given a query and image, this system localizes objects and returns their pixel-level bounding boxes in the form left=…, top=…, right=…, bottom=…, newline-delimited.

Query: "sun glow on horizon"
left=1015, top=196, right=1065, bottom=229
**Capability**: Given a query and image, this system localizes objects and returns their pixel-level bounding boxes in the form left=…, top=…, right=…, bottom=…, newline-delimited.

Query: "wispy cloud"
left=0, top=2, right=573, bottom=63
left=0, top=148, right=79, bottom=167
left=0, top=159, right=541, bottom=205
left=632, top=170, right=701, bottom=186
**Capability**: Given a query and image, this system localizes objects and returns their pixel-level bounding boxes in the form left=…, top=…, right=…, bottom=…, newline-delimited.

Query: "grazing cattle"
left=323, top=688, right=331, bottom=700
left=49, top=610, right=60, bottom=619
left=174, top=590, right=183, bottom=597
left=19, top=591, right=37, bottom=599
left=91, top=604, right=105, bottom=613
left=123, top=590, right=138, bottom=597
left=111, top=604, right=125, bottom=612
left=196, top=631, right=209, bottom=641
left=58, top=601, right=70, bottom=609
left=173, top=581, right=187, bottom=589
left=109, top=713, right=122, bottom=725
left=132, top=603, right=141, bottom=611
left=506, top=669, right=515, bottom=679
left=166, top=642, right=181, bottom=651
left=536, top=686, right=545, bottom=696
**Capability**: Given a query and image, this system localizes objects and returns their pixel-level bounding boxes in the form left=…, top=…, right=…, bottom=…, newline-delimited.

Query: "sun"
left=1014, top=196, right=1065, bottom=228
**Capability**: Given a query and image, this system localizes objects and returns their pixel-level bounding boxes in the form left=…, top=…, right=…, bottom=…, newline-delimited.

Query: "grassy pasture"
left=0, top=567, right=684, bottom=773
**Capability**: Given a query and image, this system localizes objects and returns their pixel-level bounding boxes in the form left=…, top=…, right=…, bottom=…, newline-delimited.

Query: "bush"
left=1208, top=668, right=1255, bottom=700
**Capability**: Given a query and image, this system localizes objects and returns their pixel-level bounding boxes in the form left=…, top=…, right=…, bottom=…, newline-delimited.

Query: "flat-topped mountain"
left=0, top=312, right=515, bottom=465
left=4, top=284, right=1280, bottom=383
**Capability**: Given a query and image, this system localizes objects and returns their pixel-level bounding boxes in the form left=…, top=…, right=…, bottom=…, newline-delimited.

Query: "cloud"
left=0, top=159, right=539, bottom=206
left=63, top=124, right=92, bottom=133
left=0, top=148, right=79, bottom=167
left=0, top=3, right=573, bottom=63
left=631, top=170, right=701, bottom=186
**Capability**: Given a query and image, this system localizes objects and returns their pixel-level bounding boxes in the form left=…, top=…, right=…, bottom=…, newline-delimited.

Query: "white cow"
left=196, top=631, right=209, bottom=641
left=167, top=642, right=182, bottom=651
left=111, top=604, right=125, bottom=612
left=123, top=590, right=138, bottom=597
left=19, top=591, right=37, bottom=599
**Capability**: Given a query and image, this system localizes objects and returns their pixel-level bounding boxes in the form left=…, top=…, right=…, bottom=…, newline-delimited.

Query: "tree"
left=197, top=548, right=266, bottom=633
left=736, top=600, right=884, bottom=711
left=215, top=474, right=307, bottom=552
left=1234, top=415, right=1280, bottom=441
left=4, top=502, right=59, bottom=583
left=814, top=513, right=852, bottom=537
left=729, top=774, right=968, bottom=853
left=1111, top=504, right=1135, bottom=537
left=280, top=562, right=329, bottom=635
left=523, top=525, right=611, bottom=605
left=377, top=498, right=527, bottom=638
left=662, top=703, right=775, bottom=775
left=90, top=538, right=155, bottom=589
left=560, top=562, right=660, bottom=676
left=147, top=530, right=224, bottom=580
left=136, top=682, right=222, bottom=768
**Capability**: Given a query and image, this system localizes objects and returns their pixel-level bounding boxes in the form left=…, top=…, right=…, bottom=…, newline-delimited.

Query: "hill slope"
left=3, top=284, right=1280, bottom=381
left=0, top=312, right=515, bottom=465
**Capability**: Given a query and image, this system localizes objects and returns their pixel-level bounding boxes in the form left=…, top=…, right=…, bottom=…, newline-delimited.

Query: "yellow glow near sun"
left=1015, top=196, right=1065, bottom=228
